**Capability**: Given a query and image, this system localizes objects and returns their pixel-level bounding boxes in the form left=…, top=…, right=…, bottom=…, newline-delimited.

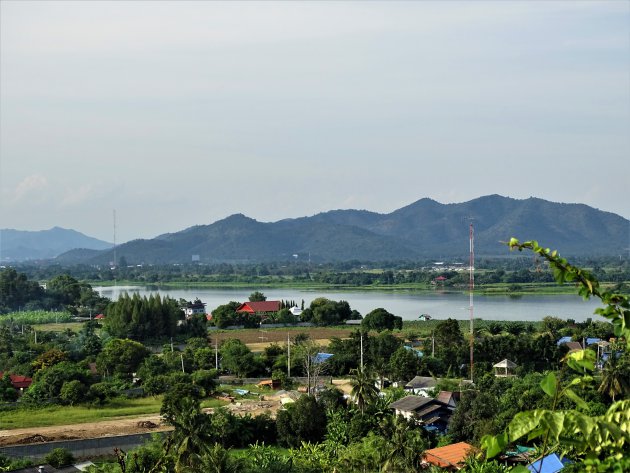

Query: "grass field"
left=33, top=322, right=84, bottom=332
left=0, top=396, right=229, bottom=430
left=0, top=397, right=164, bottom=429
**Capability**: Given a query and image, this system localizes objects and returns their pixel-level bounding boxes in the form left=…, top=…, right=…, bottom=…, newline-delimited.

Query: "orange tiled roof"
left=423, top=442, right=474, bottom=468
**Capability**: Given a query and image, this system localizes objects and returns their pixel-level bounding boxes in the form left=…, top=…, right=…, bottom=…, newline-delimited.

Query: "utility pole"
left=215, top=336, right=219, bottom=370
left=287, top=332, right=291, bottom=378
left=180, top=353, right=185, bottom=373
left=360, top=331, right=364, bottom=370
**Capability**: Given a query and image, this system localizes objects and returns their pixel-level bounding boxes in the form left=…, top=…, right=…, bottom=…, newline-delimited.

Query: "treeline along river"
left=95, top=287, right=603, bottom=323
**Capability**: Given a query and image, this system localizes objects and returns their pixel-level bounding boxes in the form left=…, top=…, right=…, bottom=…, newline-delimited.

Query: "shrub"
left=45, top=448, right=75, bottom=468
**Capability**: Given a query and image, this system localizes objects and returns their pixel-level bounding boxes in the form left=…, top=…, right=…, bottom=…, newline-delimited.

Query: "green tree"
left=362, top=308, right=403, bottom=332
left=248, top=291, right=267, bottom=302
left=389, top=346, right=422, bottom=383
left=164, top=396, right=213, bottom=473
left=349, top=366, right=378, bottom=414
left=96, top=338, right=150, bottom=379
left=276, top=395, right=327, bottom=447
left=210, top=301, right=240, bottom=329
left=0, top=268, right=45, bottom=312
left=434, top=318, right=466, bottom=373
left=219, top=339, right=256, bottom=378
left=60, top=379, right=87, bottom=406
left=598, top=345, right=630, bottom=402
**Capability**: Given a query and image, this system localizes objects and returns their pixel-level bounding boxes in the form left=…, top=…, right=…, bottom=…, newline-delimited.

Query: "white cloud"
left=10, top=174, right=49, bottom=204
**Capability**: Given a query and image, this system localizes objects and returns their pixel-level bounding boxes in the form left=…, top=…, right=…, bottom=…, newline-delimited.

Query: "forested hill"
left=56, top=195, right=629, bottom=264
left=0, top=227, right=113, bottom=261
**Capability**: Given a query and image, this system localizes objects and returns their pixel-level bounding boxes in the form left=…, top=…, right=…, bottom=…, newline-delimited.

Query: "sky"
left=1, top=1, right=629, bottom=243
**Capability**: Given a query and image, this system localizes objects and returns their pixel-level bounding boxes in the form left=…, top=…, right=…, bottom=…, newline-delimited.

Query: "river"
left=94, top=286, right=604, bottom=323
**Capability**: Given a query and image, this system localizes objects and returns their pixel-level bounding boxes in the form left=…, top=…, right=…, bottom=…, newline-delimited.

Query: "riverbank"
left=88, top=279, right=597, bottom=296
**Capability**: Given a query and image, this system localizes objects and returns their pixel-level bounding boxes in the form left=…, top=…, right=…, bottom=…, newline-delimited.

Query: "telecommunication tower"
left=469, top=221, right=475, bottom=383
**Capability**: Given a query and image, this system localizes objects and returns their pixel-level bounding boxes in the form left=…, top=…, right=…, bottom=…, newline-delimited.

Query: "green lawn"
left=0, top=397, right=164, bottom=429
left=0, top=396, right=230, bottom=430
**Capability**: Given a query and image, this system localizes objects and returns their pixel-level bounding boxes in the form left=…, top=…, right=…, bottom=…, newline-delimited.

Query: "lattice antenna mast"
left=469, top=220, right=475, bottom=383
left=113, top=209, right=117, bottom=268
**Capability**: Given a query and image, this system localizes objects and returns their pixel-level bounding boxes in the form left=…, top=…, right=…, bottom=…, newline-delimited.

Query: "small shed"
left=257, top=379, right=281, bottom=389
left=493, top=359, right=517, bottom=377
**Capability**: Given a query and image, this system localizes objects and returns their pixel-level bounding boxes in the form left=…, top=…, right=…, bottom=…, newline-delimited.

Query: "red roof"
left=435, top=276, right=447, bottom=281
left=423, top=442, right=474, bottom=468
left=94, top=314, right=105, bottom=319
left=236, top=301, right=281, bottom=313
left=0, top=372, right=33, bottom=390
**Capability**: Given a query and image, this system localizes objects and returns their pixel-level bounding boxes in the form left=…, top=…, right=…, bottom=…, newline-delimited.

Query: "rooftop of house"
left=390, top=395, right=439, bottom=412
left=0, top=372, right=33, bottom=389
left=423, top=442, right=474, bottom=469
left=236, top=301, right=281, bottom=313
left=405, top=376, right=437, bottom=389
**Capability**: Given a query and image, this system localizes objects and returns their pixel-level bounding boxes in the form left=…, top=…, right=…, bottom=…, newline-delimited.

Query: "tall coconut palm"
left=167, top=396, right=214, bottom=472
left=598, top=348, right=630, bottom=402
left=350, top=366, right=378, bottom=414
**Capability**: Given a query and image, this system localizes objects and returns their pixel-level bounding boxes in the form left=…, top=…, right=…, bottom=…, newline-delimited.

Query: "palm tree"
left=167, top=396, right=214, bottom=472
left=199, top=443, right=241, bottom=473
left=350, top=366, right=378, bottom=414
left=598, top=347, right=630, bottom=402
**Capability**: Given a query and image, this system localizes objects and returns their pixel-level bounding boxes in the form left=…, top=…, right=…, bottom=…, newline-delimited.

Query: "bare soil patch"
left=0, top=415, right=170, bottom=447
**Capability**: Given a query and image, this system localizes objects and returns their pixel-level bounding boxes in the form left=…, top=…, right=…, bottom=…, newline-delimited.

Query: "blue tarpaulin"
left=527, top=453, right=571, bottom=473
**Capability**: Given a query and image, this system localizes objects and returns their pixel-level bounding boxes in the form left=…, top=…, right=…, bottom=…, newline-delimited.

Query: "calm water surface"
left=95, top=286, right=603, bottom=322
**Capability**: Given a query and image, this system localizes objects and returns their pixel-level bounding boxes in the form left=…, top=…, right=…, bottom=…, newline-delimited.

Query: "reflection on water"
left=94, top=286, right=603, bottom=322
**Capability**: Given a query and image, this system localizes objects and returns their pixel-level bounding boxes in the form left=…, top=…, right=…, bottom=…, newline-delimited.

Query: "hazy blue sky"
left=1, top=1, right=628, bottom=243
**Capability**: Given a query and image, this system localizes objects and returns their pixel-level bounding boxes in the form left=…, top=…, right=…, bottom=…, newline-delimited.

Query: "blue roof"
left=586, top=337, right=601, bottom=346
left=313, top=353, right=334, bottom=364
left=527, top=453, right=571, bottom=473
left=556, top=336, right=572, bottom=346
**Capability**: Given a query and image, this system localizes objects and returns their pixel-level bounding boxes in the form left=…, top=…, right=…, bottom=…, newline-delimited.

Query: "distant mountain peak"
left=28, top=195, right=630, bottom=264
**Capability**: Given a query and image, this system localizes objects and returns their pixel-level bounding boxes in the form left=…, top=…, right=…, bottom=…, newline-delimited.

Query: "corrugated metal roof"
left=405, top=376, right=437, bottom=389
left=423, top=442, right=474, bottom=468
left=390, top=395, right=434, bottom=412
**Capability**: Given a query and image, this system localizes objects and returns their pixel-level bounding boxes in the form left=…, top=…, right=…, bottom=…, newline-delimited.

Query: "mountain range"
left=0, top=227, right=113, bottom=261
left=48, top=195, right=629, bottom=265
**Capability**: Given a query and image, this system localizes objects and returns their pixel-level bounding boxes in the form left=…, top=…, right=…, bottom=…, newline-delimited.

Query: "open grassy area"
left=0, top=397, right=165, bottom=430
left=33, top=322, right=85, bottom=332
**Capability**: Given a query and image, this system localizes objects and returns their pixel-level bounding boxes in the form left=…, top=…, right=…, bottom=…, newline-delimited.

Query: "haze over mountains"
left=0, top=227, right=113, bottom=261
left=38, top=195, right=629, bottom=265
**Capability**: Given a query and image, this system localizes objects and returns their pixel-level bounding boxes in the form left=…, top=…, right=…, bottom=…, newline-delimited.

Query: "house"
left=289, top=306, right=302, bottom=316
left=493, top=359, right=518, bottom=377
left=404, top=376, right=437, bottom=395
left=182, top=298, right=207, bottom=318
left=419, top=313, right=432, bottom=321
left=235, top=301, right=281, bottom=314
left=93, top=313, right=105, bottom=320
left=564, top=342, right=583, bottom=352
left=435, top=391, right=461, bottom=410
left=422, top=442, right=475, bottom=470
left=389, top=395, right=453, bottom=432
left=0, top=371, right=32, bottom=394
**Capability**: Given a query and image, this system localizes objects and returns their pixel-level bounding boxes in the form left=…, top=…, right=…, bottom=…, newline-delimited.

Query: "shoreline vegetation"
left=88, top=280, right=609, bottom=296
